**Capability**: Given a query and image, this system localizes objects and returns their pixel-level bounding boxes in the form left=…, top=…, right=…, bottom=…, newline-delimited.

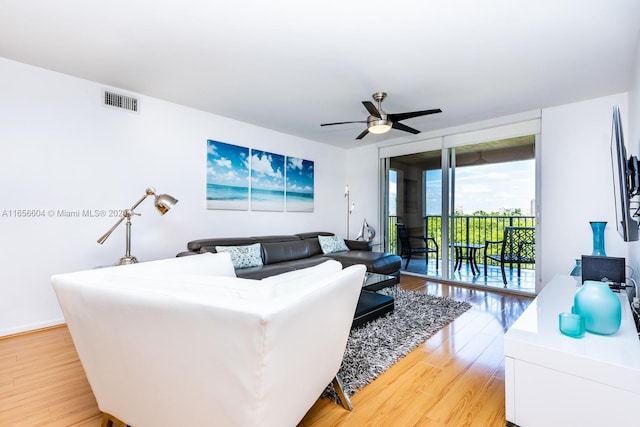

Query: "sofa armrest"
left=344, top=239, right=372, bottom=251
left=176, top=251, right=196, bottom=257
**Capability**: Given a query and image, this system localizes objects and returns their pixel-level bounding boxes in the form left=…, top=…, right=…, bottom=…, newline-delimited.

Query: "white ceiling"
left=1, top=0, right=639, bottom=149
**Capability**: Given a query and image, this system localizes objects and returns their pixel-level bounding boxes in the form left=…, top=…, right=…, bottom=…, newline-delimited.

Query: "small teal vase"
left=573, top=280, right=621, bottom=335
left=590, top=221, right=607, bottom=256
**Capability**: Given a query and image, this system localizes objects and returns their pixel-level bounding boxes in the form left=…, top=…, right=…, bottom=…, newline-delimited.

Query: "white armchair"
left=51, top=253, right=365, bottom=427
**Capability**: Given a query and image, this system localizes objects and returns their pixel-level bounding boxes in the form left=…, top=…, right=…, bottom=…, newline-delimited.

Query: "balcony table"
left=452, top=243, right=483, bottom=275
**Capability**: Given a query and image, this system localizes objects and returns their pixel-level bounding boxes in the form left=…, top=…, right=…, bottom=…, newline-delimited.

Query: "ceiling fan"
left=320, top=92, right=442, bottom=140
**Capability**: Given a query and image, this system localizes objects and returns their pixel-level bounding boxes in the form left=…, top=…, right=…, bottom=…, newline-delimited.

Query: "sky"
left=390, top=159, right=535, bottom=216
left=250, top=149, right=285, bottom=191
left=286, top=157, right=314, bottom=194
left=206, top=140, right=314, bottom=193
left=207, top=140, right=250, bottom=187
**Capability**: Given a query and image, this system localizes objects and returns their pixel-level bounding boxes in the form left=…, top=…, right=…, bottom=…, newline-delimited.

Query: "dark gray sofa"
left=177, top=231, right=401, bottom=281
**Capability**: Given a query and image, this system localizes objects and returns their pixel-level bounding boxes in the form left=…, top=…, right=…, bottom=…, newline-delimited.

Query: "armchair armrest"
left=344, top=239, right=372, bottom=251
left=484, top=239, right=502, bottom=248
left=426, top=237, right=438, bottom=250
left=409, top=235, right=438, bottom=250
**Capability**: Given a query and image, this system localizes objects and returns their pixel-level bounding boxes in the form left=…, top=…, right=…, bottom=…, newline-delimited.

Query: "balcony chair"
left=396, top=222, right=439, bottom=270
left=484, top=226, right=535, bottom=285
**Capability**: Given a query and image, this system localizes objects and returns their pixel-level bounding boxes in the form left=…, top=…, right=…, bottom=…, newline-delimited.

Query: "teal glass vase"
left=573, top=280, right=621, bottom=335
left=590, top=221, right=607, bottom=256
left=569, top=259, right=582, bottom=278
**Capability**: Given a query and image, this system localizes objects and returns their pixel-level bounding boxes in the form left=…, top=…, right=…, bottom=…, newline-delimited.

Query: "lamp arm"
left=129, top=188, right=155, bottom=212
left=97, top=214, right=127, bottom=244
left=96, top=189, right=154, bottom=245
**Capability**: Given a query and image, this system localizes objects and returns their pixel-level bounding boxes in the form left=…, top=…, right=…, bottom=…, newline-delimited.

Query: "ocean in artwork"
left=286, top=191, right=314, bottom=212
left=206, top=183, right=249, bottom=210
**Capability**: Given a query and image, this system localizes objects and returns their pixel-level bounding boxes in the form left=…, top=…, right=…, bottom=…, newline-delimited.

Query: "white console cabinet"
left=504, top=275, right=640, bottom=427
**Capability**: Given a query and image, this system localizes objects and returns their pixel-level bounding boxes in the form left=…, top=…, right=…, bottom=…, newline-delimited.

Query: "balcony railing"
left=388, top=215, right=535, bottom=268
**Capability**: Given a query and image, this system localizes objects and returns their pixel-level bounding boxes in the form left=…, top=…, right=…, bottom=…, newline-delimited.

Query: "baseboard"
left=0, top=318, right=66, bottom=340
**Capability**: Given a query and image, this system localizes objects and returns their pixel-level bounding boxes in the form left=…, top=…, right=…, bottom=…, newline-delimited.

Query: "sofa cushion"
left=295, top=231, right=334, bottom=240
left=234, top=257, right=328, bottom=280
left=233, top=264, right=290, bottom=280
left=262, top=240, right=310, bottom=265
left=326, top=250, right=402, bottom=276
left=215, top=243, right=263, bottom=269
left=345, top=239, right=373, bottom=251
left=318, top=235, right=349, bottom=254
left=252, top=235, right=301, bottom=244
left=303, top=237, right=324, bottom=256
left=188, top=237, right=257, bottom=253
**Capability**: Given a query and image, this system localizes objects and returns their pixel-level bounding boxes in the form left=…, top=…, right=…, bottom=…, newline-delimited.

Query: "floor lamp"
left=97, top=187, right=178, bottom=265
left=345, top=185, right=355, bottom=238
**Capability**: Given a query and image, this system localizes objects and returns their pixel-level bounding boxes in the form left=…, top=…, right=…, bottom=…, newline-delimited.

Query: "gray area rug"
left=322, top=287, right=472, bottom=401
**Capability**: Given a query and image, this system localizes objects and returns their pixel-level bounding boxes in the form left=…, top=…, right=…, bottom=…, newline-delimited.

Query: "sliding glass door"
left=384, top=134, right=537, bottom=294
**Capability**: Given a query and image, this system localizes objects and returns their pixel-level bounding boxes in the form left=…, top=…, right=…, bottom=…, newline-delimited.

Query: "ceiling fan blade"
left=388, top=108, right=442, bottom=122
left=392, top=121, right=421, bottom=134
left=362, top=101, right=381, bottom=118
left=355, top=129, right=369, bottom=140
left=320, top=120, right=367, bottom=126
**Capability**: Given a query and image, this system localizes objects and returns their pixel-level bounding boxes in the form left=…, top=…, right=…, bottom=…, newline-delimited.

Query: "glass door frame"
left=379, top=116, right=541, bottom=292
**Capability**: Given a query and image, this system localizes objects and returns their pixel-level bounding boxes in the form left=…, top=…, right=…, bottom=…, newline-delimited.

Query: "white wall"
left=345, top=144, right=382, bottom=244
left=539, top=93, right=629, bottom=290
left=0, top=58, right=347, bottom=336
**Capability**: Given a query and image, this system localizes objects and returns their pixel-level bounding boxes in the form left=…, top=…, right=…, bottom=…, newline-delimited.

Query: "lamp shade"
left=155, top=193, right=178, bottom=214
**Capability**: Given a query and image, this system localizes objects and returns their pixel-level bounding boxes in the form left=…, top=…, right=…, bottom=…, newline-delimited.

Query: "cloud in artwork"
left=250, top=150, right=284, bottom=190
left=252, top=152, right=283, bottom=179
left=214, top=157, right=232, bottom=169
left=285, top=158, right=314, bottom=194
left=288, top=157, right=303, bottom=170
left=206, top=140, right=250, bottom=187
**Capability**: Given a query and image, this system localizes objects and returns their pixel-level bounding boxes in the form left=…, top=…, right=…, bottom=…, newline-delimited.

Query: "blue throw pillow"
left=215, top=243, right=263, bottom=269
left=318, top=235, right=349, bottom=254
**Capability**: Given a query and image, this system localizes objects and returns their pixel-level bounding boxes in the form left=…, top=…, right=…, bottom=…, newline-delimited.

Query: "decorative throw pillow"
left=215, top=243, right=263, bottom=269
left=318, top=235, right=350, bottom=254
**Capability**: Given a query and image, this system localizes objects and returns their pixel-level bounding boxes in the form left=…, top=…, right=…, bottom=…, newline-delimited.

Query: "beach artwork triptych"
left=206, top=139, right=314, bottom=212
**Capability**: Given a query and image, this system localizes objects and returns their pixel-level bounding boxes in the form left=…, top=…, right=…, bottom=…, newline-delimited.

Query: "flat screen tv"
left=610, top=105, right=639, bottom=241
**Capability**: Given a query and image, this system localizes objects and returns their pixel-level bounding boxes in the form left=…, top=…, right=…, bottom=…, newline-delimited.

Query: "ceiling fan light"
left=368, top=118, right=392, bottom=134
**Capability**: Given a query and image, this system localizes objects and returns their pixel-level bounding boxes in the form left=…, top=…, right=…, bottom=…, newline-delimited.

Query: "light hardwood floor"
left=0, top=274, right=531, bottom=427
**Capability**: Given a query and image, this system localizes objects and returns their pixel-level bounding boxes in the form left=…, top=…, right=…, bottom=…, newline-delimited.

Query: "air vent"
left=103, top=90, right=139, bottom=112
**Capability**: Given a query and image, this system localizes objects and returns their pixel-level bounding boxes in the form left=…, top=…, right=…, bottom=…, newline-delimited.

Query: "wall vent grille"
left=103, top=90, right=139, bottom=112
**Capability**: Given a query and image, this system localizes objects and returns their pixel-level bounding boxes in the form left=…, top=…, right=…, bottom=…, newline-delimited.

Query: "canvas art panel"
left=286, top=156, right=314, bottom=212
left=206, top=140, right=250, bottom=210
left=250, top=149, right=285, bottom=212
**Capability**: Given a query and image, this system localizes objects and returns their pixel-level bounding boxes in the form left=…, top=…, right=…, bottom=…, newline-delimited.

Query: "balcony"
left=388, top=215, right=536, bottom=293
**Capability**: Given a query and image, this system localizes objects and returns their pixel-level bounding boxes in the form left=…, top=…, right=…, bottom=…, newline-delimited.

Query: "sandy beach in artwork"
left=286, top=200, right=314, bottom=212
left=250, top=200, right=285, bottom=211
left=206, top=200, right=249, bottom=210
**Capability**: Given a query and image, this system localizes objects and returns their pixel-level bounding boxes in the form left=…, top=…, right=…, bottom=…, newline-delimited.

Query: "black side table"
left=452, top=243, right=483, bottom=275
